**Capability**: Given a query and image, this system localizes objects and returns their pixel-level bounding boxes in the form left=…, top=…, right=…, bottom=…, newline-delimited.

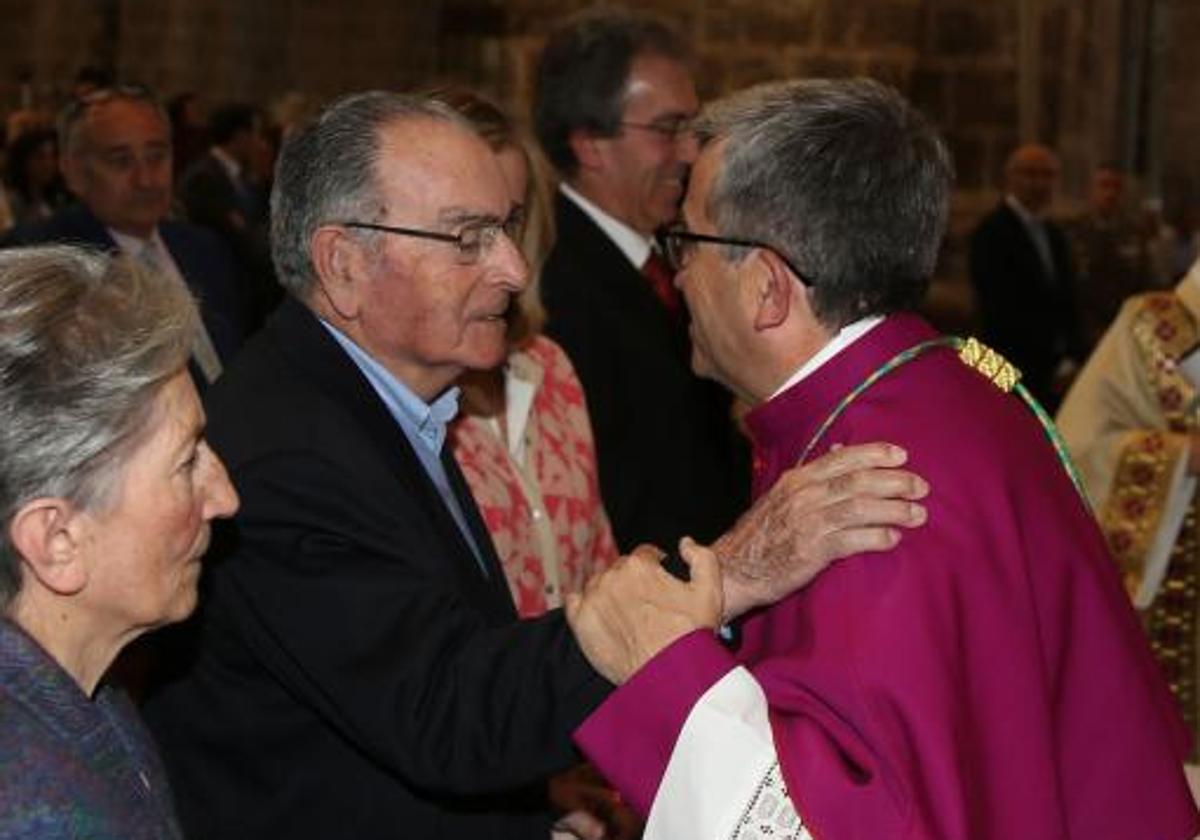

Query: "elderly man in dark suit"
left=139, top=90, right=928, bottom=840
left=968, top=142, right=1083, bottom=410
left=2, top=85, right=248, bottom=387
left=533, top=9, right=749, bottom=553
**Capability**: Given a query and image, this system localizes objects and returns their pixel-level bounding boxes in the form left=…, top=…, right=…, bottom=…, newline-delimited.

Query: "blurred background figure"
left=533, top=9, right=749, bottom=554
left=178, top=101, right=280, bottom=328
left=433, top=85, right=635, bottom=840
left=969, top=142, right=1083, bottom=410
left=5, top=107, right=53, bottom=144
left=0, top=244, right=238, bottom=836
left=1066, top=163, right=1156, bottom=352
left=167, top=91, right=208, bottom=182
left=3, top=127, right=69, bottom=227
left=1058, top=255, right=1200, bottom=756
left=1152, top=196, right=1200, bottom=286
left=2, top=85, right=250, bottom=388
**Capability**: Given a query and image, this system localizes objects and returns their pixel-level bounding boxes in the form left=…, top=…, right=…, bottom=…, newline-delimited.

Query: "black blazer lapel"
left=441, top=447, right=517, bottom=616
left=268, top=298, right=512, bottom=616
left=552, top=195, right=689, bottom=352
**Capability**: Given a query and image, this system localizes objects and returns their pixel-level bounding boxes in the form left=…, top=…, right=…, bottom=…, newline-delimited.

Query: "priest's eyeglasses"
left=339, top=209, right=525, bottom=266
left=662, top=227, right=813, bottom=286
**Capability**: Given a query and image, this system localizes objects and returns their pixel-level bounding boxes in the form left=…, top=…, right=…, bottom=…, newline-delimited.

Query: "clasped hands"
left=566, top=442, right=929, bottom=684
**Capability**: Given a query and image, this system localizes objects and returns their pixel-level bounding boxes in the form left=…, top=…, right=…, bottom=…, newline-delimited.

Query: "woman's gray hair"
left=695, top=78, right=954, bottom=328
left=269, top=90, right=473, bottom=298
left=0, top=245, right=198, bottom=609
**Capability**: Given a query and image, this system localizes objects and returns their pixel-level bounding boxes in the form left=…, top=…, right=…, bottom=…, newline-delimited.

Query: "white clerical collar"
left=560, top=182, right=653, bottom=270
left=769, top=315, right=885, bottom=399
left=210, top=146, right=242, bottom=182
left=1005, top=193, right=1044, bottom=224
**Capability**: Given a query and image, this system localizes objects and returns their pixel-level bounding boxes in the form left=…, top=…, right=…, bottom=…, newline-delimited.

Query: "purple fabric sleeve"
left=573, top=629, right=739, bottom=817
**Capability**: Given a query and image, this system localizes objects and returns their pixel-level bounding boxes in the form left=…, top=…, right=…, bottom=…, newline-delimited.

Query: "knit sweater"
left=0, top=619, right=183, bottom=839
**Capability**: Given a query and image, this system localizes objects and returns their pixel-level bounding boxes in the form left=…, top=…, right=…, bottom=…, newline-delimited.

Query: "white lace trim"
left=729, top=761, right=811, bottom=840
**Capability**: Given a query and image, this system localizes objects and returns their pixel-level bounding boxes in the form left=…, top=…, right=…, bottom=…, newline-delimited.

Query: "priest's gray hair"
left=0, top=245, right=197, bottom=609
left=694, top=77, right=953, bottom=328
left=270, top=90, right=475, bottom=298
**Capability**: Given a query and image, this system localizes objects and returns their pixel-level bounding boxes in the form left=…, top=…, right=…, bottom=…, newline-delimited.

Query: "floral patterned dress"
left=451, top=335, right=619, bottom=617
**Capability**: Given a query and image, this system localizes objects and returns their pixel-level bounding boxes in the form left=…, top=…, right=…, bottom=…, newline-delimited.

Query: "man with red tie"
left=534, top=8, right=749, bottom=553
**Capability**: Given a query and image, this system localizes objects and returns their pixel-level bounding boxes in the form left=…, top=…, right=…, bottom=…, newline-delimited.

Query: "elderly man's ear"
left=9, top=499, right=88, bottom=597
left=309, top=227, right=371, bottom=321
left=752, top=248, right=802, bottom=332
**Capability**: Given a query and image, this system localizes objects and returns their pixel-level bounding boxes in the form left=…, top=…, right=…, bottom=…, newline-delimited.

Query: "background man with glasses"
left=140, top=90, right=930, bottom=839
left=533, top=8, right=749, bottom=555
left=565, top=79, right=1199, bottom=840
left=1, top=85, right=248, bottom=388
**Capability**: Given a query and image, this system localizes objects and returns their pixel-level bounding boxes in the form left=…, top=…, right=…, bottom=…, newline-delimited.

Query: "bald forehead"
left=375, top=115, right=486, bottom=165
left=1006, top=144, right=1058, bottom=173
left=372, top=116, right=509, bottom=218
left=70, top=98, right=168, bottom=154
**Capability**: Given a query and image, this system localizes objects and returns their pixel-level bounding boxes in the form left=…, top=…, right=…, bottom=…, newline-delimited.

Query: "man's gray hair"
left=534, top=7, right=691, bottom=178
left=695, top=78, right=954, bottom=327
left=269, top=90, right=473, bottom=298
left=0, top=245, right=198, bottom=609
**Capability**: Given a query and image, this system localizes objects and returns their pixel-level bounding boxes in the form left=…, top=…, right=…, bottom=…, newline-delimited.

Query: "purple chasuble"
left=576, top=313, right=1198, bottom=839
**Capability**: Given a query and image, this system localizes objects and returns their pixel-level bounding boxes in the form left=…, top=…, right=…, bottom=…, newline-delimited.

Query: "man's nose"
left=490, top=233, right=529, bottom=293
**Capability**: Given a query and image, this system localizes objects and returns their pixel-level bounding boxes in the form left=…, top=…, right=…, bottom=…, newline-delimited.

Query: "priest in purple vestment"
left=566, top=78, right=1200, bottom=840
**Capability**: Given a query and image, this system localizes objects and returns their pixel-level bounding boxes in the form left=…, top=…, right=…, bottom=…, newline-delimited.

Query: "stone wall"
left=1, top=0, right=1194, bottom=326
left=1157, top=0, right=1200, bottom=215
left=0, top=0, right=1175, bottom=202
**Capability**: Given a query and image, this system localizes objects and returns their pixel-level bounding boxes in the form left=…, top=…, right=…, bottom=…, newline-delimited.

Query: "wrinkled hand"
left=549, top=764, right=641, bottom=840
left=714, top=441, right=928, bottom=619
left=566, top=539, right=722, bottom=685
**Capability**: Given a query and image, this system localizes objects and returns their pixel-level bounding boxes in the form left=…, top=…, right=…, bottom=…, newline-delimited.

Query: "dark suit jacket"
left=178, top=151, right=281, bottom=326
left=541, top=193, right=748, bottom=553
left=968, top=201, right=1083, bottom=409
left=141, top=297, right=610, bottom=839
left=1, top=203, right=249, bottom=370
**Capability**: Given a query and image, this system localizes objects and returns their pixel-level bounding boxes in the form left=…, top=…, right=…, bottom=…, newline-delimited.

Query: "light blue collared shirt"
left=320, top=320, right=487, bottom=576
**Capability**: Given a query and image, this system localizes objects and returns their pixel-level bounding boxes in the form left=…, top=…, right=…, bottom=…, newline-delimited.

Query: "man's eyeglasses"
left=661, top=228, right=813, bottom=286
left=338, top=209, right=525, bottom=266
left=620, top=116, right=693, bottom=141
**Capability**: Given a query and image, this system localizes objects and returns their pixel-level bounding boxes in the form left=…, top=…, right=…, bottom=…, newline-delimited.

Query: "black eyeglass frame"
left=662, top=229, right=813, bottom=287
left=337, top=212, right=523, bottom=265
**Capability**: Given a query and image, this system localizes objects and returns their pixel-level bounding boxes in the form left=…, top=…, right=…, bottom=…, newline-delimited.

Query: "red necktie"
left=641, top=250, right=681, bottom=315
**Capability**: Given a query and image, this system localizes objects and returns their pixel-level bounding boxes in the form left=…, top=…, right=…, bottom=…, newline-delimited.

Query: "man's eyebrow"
left=437, top=207, right=502, bottom=227
left=651, top=109, right=696, bottom=122
left=95, top=139, right=170, bottom=154
left=172, top=420, right=206, bottom=459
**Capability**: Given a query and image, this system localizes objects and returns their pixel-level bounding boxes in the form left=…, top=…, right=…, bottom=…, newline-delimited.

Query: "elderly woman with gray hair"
left=0, top=245, right=238, bottom=837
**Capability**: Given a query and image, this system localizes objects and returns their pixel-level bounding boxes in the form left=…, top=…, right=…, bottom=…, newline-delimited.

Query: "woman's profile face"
left=74, top=371, right=238, bottom=632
